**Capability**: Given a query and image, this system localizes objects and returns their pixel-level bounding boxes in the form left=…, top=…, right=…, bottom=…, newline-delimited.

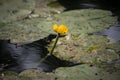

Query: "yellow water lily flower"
left=53, top=24, right=68, bottom=34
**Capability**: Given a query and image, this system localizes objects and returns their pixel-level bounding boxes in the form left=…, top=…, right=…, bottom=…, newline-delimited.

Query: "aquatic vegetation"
left=53, top=9, right=117, bottom=34
left=51, top=24, right=68, bottom=54
left=0, top=0, right=35, bottom=23
left=0, top=9, right=117, bottom=43
left=0, top=0, right=119, bottom=79
left=55, top=64, right=120, bottom=80
left=41, top=24, right=68, bottom=62
left=52, top=34, right=119, bottom=64
left=88, top=45, right=99, bottom=52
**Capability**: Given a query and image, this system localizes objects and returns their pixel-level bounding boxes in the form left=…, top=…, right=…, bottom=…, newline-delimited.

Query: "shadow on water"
left=0, top=34, right=78, bottom=73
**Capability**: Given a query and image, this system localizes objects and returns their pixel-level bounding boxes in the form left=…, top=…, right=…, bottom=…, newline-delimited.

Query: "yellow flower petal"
left=58, top=24, right=68, bottom=34
left=53, top=24, right=68, bottom=34
left=53, top=24, right=59, bottom=32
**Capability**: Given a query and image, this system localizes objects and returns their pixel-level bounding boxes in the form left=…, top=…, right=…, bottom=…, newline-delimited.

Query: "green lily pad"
left=108, top=41, right=120, bottom=53
left=55, top=64, right=120, bottom=80
left=0, top=18, right=55, bottom=42
left=0, top=0, right=35, bottom=23
left=0, top=71, right=30, bottom=80
left=34, top=0, right=65, bottom=17
left=53, top=9, right=117, bottom=34
left=51, top=34, right=119, bottom=64
left=0, top=9, right=117, bottom=43
left=19, top=69, right=63, bottom=80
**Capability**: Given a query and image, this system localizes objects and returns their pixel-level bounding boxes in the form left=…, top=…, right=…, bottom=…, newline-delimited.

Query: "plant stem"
left=40, top=33, right=60, bottom=62
left=49, top=33, right=60, bottom=55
